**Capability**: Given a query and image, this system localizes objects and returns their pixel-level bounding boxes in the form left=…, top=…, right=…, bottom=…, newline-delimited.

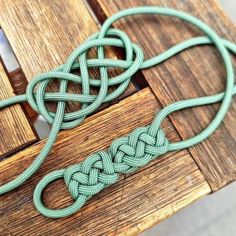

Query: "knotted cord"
left=0, top=7, right=235, bottom=218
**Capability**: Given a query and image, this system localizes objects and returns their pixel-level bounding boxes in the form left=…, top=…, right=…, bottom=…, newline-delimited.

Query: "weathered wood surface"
left=0, top=58, right=37, bottom=158
left=0, top=0, right=235, bottom=234
left=0, top=88, right=211, bottom=235
left=9, top=68, right=38, bottom=120
left=0, top=0, right=136, bottom=114
left=89, top=0, right=236, bottom=191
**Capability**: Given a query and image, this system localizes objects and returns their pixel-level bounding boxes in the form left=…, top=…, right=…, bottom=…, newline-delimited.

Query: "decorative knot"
left=25, top=28, right=144, bottom=129
left=64, top=126, right=169, bottom=200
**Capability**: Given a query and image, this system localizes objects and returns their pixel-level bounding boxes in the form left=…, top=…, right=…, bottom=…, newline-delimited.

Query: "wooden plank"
left=89, top=0, right=236, bottom=191
left=8, top=68, right=38, bottom=121
left=0, top=59, right=37, bottom=158
left=0, top=88, right=211, bottom=235
left=0, top=0, right=136, bottom=114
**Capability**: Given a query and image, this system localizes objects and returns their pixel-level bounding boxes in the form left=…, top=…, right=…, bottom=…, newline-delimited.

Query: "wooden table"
left=0, top=0, right=235, bottom=235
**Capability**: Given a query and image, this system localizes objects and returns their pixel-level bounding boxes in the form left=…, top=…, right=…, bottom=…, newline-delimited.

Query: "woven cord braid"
left=65, top=127, right=168, bottom=198
left=0, top=6, right=236, bottom=218
left=34, top=126, right=169, bottom=218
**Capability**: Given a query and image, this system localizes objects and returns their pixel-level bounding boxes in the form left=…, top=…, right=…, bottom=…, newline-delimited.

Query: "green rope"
left=0, top=6, right=235, bottom=218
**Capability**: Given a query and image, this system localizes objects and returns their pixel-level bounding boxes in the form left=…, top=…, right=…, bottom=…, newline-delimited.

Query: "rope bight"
left=0, top=7, right=236, bottom=218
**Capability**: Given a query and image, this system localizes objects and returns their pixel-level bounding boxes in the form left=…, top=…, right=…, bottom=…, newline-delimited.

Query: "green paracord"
left=0, top=7, right=236, bottom=218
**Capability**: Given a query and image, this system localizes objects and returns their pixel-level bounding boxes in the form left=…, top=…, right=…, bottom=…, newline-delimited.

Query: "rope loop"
left=0, top=6, right=236, bottom=219
left=26, top=28, right=144, bottom=129
left=34, top=127, right=168, bottom=217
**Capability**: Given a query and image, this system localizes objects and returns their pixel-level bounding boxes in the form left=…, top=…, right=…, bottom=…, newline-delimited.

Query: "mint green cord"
left=0, top=7, right=235, bottom=218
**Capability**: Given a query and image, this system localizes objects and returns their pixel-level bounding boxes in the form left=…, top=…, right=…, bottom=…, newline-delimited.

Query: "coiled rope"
left=0, top=7, right=235, bottom=218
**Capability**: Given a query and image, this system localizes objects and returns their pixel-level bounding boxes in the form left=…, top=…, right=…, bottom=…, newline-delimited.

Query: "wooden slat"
left=89, top=0, right=236, bottom=191
left=0, top=59, right=37, bottom=158
left=8, top=68, right=38, bottom=120
left=0, top=88, right=211, bottom=235
left=0, top=0, right=136, bottom=114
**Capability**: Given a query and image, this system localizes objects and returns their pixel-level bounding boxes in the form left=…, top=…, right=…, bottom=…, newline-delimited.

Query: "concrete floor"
left=0, top=1, right=235, bottom=236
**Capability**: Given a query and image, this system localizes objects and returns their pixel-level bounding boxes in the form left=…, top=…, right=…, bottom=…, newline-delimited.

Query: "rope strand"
left=0, top=7, right=235, bottom=218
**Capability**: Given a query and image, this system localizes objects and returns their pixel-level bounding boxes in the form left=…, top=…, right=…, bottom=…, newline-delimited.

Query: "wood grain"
left=89, top=0, right=236, bottom=191
left=0, top=0, right=136, bottom=114
left=0, top=88, right=211, bottom=235
left=0, top=59, right=37, bottom=158
left=9, top=68, right=38, bottom=120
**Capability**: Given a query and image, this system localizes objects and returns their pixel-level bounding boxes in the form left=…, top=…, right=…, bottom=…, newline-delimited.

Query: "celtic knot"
left=2, top=6, right=234, bottom=219
left=25, top=28, right=144, bottom=129
left=64, top=126, right=169, bottom=201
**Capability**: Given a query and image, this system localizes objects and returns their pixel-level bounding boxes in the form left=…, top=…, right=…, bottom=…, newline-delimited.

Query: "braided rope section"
left=64, top=127, right=168, bottom=200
